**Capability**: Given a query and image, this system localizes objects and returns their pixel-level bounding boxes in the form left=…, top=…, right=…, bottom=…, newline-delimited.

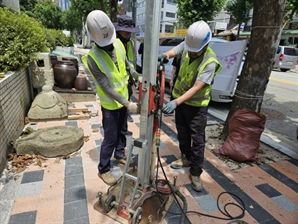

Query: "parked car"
left=273, top=46, right=298, bottom=72
left=156, top=37, right=246, bottom=103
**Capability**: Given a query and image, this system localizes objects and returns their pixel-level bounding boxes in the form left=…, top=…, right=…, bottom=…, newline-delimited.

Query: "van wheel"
left=280, top=69, right=289, bottom=72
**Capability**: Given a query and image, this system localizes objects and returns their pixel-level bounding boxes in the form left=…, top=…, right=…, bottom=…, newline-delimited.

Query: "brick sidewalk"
left=1, top=93, right=298, bottom=224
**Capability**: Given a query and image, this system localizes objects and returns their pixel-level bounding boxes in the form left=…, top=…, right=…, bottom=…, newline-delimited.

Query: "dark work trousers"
left=175, top=103, right=208, bottom=177
left=98, top=106, right=128, bottom=174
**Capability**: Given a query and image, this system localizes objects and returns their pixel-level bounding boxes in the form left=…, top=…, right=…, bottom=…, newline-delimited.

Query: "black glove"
left=158, top=53, right=169, bottom=63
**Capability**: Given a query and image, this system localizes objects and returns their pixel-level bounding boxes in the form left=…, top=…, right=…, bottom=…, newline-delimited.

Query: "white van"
left=157, top=37, right=247, bottom=103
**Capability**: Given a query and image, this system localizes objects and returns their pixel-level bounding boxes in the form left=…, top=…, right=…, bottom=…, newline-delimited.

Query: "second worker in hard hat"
left=114, top=15, right=139, bottom=126
left=159, top=21, right=222, bottom=192
left=82, top=10, right=142, bottom=186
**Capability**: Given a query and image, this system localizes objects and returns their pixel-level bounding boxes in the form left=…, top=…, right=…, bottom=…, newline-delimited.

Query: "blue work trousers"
left=98, top=106, right=127, bottom=174
left=175, top=103, right=208, bottom=176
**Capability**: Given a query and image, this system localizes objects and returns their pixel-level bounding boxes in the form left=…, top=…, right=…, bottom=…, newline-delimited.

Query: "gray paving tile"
left=21, top=170, right=44, bottom=184
left=255, top=183, right=282, bottom=198
left=272, top=195, right=298, bottom=212
left=91, top=124, right=101, bottom=129
left=65, top=165, right=84, bottom=177
left=65, top=121, right=78, bottom=127
left=90, top=116, right=99, bottom=121
left=64, top=174, right=85, bottom=189
left=194, top=194, right=218, bottom=213
left=65, top=156, right=82, bottom=167
left=17, top=181, right=42, bottom=197
left=64, top=216, right=89, bottom=224
left=95, top=139, right=103, bottom=146
left=8, top=210, right=37, bottom=224
left=64, top=186, right=87, bottom=204
left=64, top=199, right=89, bottom=222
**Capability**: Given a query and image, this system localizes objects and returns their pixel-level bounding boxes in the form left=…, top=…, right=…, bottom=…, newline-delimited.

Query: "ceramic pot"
left=74, top=74, right=88, bottom=90
left=53, top=60, right=77, bottom=89
left=62, top=56, right=79, bottom=75
left=50, top=54, right=58, bottom=68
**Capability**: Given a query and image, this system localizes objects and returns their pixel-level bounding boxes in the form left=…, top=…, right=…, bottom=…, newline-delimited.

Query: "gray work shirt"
left=87, top=45, right=140, bottom=106
left=172, top=41, right=216, bottom=85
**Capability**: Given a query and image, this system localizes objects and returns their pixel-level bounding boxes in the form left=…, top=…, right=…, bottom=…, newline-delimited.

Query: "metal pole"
left=132, top=0, right=137, bottom=23
left=137, top=0, right=162, bottom=186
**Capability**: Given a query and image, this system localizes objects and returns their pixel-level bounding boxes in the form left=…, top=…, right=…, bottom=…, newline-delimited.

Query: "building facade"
left=0, top=0, right=20, bottom=13
left=127, top=0, right=231, bottom=37
left=59, top=0, right=71, bottom=11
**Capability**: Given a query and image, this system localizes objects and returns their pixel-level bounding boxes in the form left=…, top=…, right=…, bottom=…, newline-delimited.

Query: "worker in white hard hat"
left=159, top=21, right=222, bottom=192
left=82, top=10, right=142, bottom=186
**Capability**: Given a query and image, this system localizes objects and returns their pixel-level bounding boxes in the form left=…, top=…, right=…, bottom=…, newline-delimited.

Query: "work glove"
left=127, top=102, right=138, bottom=114
left=138, top=75, right=142, bottom=83
left=163, top=100, right=178, bottom=114
left=158, top=53, right=169, bottom=63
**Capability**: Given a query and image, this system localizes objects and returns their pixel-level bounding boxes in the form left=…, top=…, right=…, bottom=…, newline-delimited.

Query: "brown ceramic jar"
left=53, top=60, right=77, bottom=89
left=74, top=74, right=88, bottom=90
left=62, top=56, right=79, bottom=75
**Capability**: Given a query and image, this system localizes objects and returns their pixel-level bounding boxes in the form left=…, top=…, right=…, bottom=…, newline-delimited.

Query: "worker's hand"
left=127, top=102, right=138, bottom=114
left=158, top=53, right=169, bottom=63
left=163, top=100, right=178, bottom=114
left=138, top=76, right=142, bottom=83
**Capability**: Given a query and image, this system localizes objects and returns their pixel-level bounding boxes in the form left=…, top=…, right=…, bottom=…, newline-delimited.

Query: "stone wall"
left=0, top=67, right=33, bottom=174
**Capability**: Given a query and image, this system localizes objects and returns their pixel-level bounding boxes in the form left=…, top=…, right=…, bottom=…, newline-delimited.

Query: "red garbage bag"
left=214, top=109, right=266, bottom=162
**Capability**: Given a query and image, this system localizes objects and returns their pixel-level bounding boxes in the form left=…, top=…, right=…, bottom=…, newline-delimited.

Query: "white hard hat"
left=185, top=21, right=212, bottom=52
left=86, top=10, right=116, bottom=47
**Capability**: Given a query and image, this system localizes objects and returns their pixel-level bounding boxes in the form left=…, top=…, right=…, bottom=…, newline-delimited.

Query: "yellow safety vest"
left=126, top=40, right=135, bottom=68
left=82, top=39, right=129, bottom=110
left=172, top=47, right=222, bottom=107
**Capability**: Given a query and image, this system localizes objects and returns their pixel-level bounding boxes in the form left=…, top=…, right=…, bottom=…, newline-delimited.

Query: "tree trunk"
left=99, top=0, right=106, bottom=12
left=110, top=0, right=118, bottom=22
left=236, top=23, right=241, bottom=40
left=222, top=0, right=287, bottom=139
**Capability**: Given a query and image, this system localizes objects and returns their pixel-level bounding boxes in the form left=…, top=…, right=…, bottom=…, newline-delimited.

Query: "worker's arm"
left=87, top=56, right=130, bottom=107
left=163, top=62, right=216, bottom=114
left=161, top=41, right=185, bottom=59
left=175, top=62, right=216, bottom=105
left=175, top=80, right=206, bottom=105
left=125, top=58, right=142, bottom=82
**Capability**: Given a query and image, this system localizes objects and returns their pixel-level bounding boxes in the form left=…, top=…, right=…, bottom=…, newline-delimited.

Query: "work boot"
left=114, top=156, right=135, bottom=167
left=127, top=114, right=134, bottom=122
left=125, top=130, right=133, bottom=136
left=170, top=154, right=190, bottom=169
left=98, top=171, right=117, bottom=186
left=190, top=174, right=203, bottom=192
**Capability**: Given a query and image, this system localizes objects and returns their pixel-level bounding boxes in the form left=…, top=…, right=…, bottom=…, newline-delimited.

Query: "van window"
left=284, top=47, right=297, bottom=56
left=160, top=38, right=184, bottom=46
left=276, top=47, right=281, bottom=54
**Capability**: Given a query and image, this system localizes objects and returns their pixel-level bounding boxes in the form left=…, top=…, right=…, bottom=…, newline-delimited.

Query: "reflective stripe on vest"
left=172, top=47, right=222, bottom=107
left=82, top=39, right=129, bottom=110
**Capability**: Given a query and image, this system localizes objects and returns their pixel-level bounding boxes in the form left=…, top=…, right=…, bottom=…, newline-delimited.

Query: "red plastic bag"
left=214, top=109, right=266, bottom=162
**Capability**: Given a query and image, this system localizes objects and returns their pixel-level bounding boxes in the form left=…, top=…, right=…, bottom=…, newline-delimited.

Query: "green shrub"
left=45, top=29, right=75, bottom=50
left=0, top=7, right=48, bottom=72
